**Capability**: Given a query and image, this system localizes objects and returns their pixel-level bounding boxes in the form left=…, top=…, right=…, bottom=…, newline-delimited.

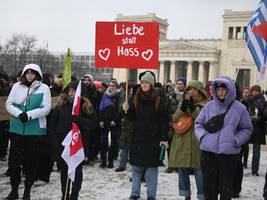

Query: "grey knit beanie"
left=140, top=71, right=155, bottom=85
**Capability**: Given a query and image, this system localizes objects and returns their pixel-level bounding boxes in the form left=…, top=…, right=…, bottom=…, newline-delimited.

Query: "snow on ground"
left=0, top=150, right=266, bottom=200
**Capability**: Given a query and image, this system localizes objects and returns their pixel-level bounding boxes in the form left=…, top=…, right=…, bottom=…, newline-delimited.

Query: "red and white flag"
left=61, top=80, right=84, bottom=182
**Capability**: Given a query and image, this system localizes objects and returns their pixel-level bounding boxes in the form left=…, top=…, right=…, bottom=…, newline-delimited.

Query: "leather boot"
left=184, top=197, right=191, bottom=200
left=5, top=187, right=19, bottom=200
left=22, top=182, right=32, bottom=200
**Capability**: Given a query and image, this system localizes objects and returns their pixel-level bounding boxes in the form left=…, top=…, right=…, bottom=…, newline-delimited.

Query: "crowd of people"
left=0, top=63, right=267, bottom=200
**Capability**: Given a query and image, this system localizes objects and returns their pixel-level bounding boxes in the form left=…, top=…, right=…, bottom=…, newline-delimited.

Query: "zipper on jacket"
left=23, top=87, right=30, bottom=136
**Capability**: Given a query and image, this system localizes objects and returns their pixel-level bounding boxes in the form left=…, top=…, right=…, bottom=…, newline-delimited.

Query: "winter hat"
left=215, top=83, right=227, bottom=89
left=139, top=70, right=156, bottom=82
left=109, top=78, right=119, bottom=87
left=82, top=74, right=94, bottom=82
left=140, top=71, right=155, bottom=85
left=94, top=81, right=103, bottom=89
left=176, top=77, right=187, bottom=86
left=185, top=80, right=207, bottom=98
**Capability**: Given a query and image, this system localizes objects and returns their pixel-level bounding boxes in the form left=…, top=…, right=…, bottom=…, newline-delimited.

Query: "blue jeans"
left=119, top=147, right=128, bottom=168
left=131, top=165, right=158, bottom=199
left=252, top=144, right=261, bottom=174
left=178, top=168, right=204, bottom=200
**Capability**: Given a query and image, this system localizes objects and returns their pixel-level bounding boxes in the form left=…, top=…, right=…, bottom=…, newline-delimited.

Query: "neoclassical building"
left=113, top=10, right=267, bottom=90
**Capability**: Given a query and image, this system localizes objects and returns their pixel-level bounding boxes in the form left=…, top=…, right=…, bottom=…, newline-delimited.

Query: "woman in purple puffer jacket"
left=195, top=76, right=253, bottom=200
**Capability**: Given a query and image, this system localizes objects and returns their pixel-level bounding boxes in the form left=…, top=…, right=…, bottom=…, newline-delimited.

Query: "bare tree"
left=0, top=34, right=37, bottom=74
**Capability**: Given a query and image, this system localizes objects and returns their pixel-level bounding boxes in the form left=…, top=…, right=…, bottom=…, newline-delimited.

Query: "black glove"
left=71, top=115, right=79, bottom=124
left=180, top=99, right=189, bottom=112
left=188, top=96, right=195, bottom=112
left=18, top=112, right=28, bottom=123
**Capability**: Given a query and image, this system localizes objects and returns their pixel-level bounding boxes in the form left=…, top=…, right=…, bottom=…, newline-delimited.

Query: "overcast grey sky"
left=0, top=0, right=259, bottom=52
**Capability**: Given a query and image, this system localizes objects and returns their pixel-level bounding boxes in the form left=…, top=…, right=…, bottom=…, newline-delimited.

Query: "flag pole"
left=64, top=177, right=70, bottom=200
left=125, top=68, right=129, bottom=113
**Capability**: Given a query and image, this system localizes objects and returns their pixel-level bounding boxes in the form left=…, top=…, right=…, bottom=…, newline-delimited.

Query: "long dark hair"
left=133, top=86, right=160, bottom=110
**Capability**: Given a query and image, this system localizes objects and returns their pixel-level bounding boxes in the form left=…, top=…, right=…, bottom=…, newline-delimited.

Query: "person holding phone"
left=169, top=80, right=207, bottom=200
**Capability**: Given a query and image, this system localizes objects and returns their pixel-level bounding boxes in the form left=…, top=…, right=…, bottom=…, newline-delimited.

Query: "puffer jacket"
left=6, top=64, right=51, bottom=135
left=195, top=76, right=253, bottom=154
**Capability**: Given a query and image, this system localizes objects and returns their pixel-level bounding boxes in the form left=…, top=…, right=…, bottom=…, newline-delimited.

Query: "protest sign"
left=95, top=22, right=159, bottom=69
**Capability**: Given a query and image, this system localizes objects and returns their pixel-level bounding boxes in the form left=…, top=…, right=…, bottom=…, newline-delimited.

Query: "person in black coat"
left=123, top=71, right=168, bottom=200
left=81, top=74, right=102, bottom=163
left=50, top=81, right=96, bottom=200
left=98, top=78, right=122, bottom=168
left=247, top=85, right=267, bottom=176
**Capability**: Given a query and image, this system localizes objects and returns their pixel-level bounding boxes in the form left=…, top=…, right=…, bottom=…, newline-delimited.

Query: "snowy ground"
left=0, top=150, right=266, bottom=200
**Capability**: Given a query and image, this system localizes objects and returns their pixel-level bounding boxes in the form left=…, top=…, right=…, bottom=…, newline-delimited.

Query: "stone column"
left=198, top=61, right=204, bottom=82
left=241, top=27, right=245, bottom=39
left=186, top=61, right=193, bottom=81
left=208, top=62, right=218, bottom=81
left=159, top=61, right=165, bottom=84
left=233, top=27, right=237, bottom=39
left=170, top=61, right=176, bottom=84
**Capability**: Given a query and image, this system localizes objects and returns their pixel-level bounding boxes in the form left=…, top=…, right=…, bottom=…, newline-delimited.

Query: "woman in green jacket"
left=169, top=80, right=207, bottom=200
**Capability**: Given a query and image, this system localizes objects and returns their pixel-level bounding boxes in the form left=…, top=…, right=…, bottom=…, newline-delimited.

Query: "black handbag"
left=203, top=101, right=234, bottom=133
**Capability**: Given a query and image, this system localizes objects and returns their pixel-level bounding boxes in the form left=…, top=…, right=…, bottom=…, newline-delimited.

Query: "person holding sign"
left=5, top=64, right=51, bottom=200
left=123, top=71, right=168, bottom=200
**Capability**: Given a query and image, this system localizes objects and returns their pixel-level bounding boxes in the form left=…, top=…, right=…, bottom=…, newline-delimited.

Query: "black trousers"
left=100, top=126, right=119, bottom=163
left=201, top=151, right=238, bottom=200
left=8, top=134, right=41, bottom=187
left=264, top=171, right=267, bottom=200
left=232, top=153, right=243, bottom=195
left=36, top=135, right=54, bottom=182
left=0, top=120, right=10, bottom=157
left=60, top=158, right=83, bottom=200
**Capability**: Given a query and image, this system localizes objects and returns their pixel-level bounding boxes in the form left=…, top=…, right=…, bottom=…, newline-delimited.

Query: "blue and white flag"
left=244, top=0, right=267, bottom=82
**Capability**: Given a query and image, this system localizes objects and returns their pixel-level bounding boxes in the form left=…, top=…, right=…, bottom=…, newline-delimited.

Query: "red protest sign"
left=95, top=22, right=159, bottom=69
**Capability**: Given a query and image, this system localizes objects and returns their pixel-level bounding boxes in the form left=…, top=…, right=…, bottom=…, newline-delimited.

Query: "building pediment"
left=160, top=40, right=217, bottom=51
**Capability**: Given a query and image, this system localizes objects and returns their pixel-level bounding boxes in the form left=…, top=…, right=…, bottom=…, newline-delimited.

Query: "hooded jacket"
left=6, top=64, right=51, bottom=135
left=169, top=80, right=207, bottom=168
left=195, top=76, right=253, bottom=155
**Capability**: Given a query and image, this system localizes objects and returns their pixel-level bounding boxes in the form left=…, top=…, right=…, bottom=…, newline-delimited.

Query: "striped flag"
left=62, top=48, right=72, bottom=90
left=244, top=0, right=267, bottom=82
left=61, top=80, right=84, bottom=182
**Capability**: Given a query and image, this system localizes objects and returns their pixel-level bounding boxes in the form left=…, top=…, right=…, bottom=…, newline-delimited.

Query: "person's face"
left=242, top=89, right=250, bottom=98
left=108, top=83, right=117, bottom=92
left=8, top=80, right=14, bottom=87
left=25, top=70, right=36, bottom=82
left=167, top=86, right=174, bottom=93
left=176, top=81, right=185, bottom=91
left=68, top=88, right=76, bottom=99
left=187, top=86, right=203, bottom=102
left=141, top=81, right=151, bottom=92
left=252, top=90, right=260, bottom=96
left=97, top=87, right=104, bottom=93
left=83, top=77, right=91, bottom=86
left=49, top=76, right=53, bottom=84
left=216, top=87, right=228, bottom=100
